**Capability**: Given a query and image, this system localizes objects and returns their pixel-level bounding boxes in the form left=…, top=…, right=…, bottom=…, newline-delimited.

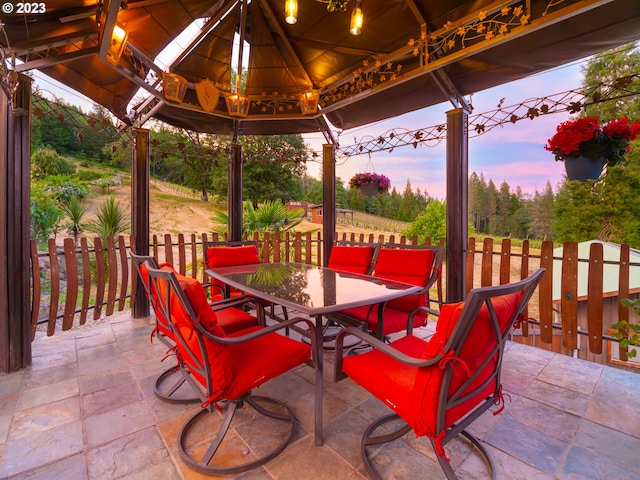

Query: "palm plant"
left=88, top=196, right=129, bottom=241
left=212, top=200, right=303, bottom=235
left=61, top=196, right=87, bottom=245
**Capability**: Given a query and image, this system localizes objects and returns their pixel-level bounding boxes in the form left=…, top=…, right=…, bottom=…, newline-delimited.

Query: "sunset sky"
left=302, top=60, right=586, bottom=199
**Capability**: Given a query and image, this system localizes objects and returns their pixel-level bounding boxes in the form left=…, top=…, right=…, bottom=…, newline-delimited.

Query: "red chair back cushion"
left=206, top=245, right=260, bottom=268
left=157, top=271, right=232, bottom=399
left=373, top=248, right=434, bottom=313
left=206, top=245, right=261, bottom=297
left=327, top=245, right=375, bottom=274
left=416, top=291, right=524, bottom=434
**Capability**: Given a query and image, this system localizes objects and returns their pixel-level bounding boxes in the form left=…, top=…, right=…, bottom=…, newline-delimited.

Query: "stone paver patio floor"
left=2, top=311, right=640, bottom=479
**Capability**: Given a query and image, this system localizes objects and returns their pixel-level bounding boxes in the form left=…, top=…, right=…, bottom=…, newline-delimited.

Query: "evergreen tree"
left=528, top=181, right=555, bottom=240
left=468, top=172, right=485, bottom=233
left=486, top=179, right=499, bottom=235
left=582, top=42, right=640, bottom=120
left=396, top=180, right=416, bottom=221
left=493, top=181, right=511, bottom=236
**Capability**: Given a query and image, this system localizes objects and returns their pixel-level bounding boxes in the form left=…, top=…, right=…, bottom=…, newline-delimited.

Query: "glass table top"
left=206, top=262, right=421, bottom=315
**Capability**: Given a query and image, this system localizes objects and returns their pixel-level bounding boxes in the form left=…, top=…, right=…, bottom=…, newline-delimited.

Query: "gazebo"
left=2, top=0, right=640, bottom=372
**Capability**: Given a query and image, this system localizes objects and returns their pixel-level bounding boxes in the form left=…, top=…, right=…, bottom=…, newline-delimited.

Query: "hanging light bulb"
left=350, top=2, right=363, bottom=35
left=285, top=0, right=298, bottom=24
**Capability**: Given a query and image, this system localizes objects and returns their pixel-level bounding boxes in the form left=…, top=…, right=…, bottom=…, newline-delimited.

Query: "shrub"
left=402, top=199, right=447, bottom=241
left=30, top=184, right=62, bottom=241
left=76, top=170, right=104, bottom=181
left=61, top=196, right=87, bottom=242
left=91, top=176, right=120, bottom=193
left=31, top=147, right=76, bottom=179
left=43, top=175, right=89, bottom=202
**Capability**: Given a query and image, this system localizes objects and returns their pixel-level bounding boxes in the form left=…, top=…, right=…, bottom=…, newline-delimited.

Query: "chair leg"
left=434, top=430, right=496, bottom=480
left=361, top=413, right=412, bottom=480
left=362, top=415, right=496, bottom=480
left=154, top=366, right=200, bottom=404
left=178, top=393, right=296, bottom=475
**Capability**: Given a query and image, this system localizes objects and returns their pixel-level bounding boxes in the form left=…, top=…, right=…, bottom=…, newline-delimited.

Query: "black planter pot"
left=563, top=155, right=606, bottom=181
left=359, top=181, right=380, bottom=197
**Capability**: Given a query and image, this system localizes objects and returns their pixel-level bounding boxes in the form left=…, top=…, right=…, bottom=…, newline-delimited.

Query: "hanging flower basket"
left=349, top=172, right=391, bottom=196
left=545, top=117, right=640, bottom=181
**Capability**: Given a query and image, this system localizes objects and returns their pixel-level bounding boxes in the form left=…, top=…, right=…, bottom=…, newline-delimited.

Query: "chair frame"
left=328, top=243, right=444, bottom=341
left=334, top=268, right=545, bottom=480
left=145, top=262, right=319, bottom=475
left=131, top=253, right=201, bottom=404
left=131, top=253, right=264, bottom=404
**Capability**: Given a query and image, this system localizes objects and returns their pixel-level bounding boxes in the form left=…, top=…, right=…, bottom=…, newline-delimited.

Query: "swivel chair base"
left=178, top=394, right=296, bottom=475
left=361, top=413, right=496, bottom=480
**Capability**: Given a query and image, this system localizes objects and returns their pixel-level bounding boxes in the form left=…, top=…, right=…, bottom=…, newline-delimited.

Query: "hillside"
left=81, top=176, right=406, bottom=238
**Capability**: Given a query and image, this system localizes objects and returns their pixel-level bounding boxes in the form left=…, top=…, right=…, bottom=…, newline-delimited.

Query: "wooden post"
left=229, top=143, right=243, bottom=242
left=322, top=144, right=335, bottom=266
left=446, top=107, right=468, bottom=303
left=132, top=128, right=150, bottom=318
left=0, top=74, right=32, bottom=372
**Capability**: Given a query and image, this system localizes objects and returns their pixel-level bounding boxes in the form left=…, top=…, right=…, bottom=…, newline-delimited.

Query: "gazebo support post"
left=0, top=74, right=32, bottom=372
left=229, top=143, right=243, bottom=242
left=446, top=107, right=468, bottom=303
left=132, top=128, right=150, bottom=318
left=322, top=143, right=336, bottom=266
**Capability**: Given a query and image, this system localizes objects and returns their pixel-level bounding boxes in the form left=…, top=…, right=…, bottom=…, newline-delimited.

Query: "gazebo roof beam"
left=17, top=47, right=99, bottom=73
left=170, top=0, right=239, bottom=71
left=12, top=31, right=98, bottom=57
left=256, top=0, right=315, bottom=87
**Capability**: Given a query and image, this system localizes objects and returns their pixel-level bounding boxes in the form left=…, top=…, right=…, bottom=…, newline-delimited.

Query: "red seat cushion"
left=328, top=245, right=375, bottom=274
left=224, top=332, right=311, bottom=400
left=159, top=269, right=309, bottom=403
left=338, top=304, right=427, bottom=336
left=343, top=291, right=523, bottom=439
left=206, top=245, right=261, bottom=298
left=373, top=249, right=435, bottom=313
left=169, top=271, right=257, bottom=335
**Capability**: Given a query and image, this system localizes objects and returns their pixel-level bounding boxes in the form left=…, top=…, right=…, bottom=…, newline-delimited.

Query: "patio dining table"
left=205, top=261, right=421, bottom=446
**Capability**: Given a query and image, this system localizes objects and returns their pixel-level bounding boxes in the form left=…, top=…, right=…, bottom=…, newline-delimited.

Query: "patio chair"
left=131, top=253, right=263, bottom=403
left=204, top=240, right=262, bottom=301
left=205, top=240, right=290, bottom=326
left=327, top=241, right=381, bottom=275
left=328, top=244, right=444, bottom=341
left=334, top=268, right=545, bottom=480
left=144, top=262, right=316, bottom=475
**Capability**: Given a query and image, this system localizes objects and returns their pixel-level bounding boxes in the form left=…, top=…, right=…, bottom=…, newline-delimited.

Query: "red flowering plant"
left=545, top=116, right=640, bottom=167
left=348, top=172, right=391, bottom=194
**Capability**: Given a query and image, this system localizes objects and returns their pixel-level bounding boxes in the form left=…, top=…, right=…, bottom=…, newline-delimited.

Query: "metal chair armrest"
left=209, top=294, right=267, bottom=326
left=334, top=326, right=441, bottom=382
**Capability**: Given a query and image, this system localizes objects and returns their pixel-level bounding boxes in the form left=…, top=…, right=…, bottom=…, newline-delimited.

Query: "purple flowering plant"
left=348, top=172, right=391, bottom=194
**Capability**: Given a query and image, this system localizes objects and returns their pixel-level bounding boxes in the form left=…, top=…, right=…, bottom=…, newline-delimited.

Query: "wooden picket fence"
left=29, top=232, right=640, bottom=368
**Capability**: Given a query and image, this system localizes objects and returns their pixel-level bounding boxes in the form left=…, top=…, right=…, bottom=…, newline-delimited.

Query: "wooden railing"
left=30, top=232, right=640, bottom=369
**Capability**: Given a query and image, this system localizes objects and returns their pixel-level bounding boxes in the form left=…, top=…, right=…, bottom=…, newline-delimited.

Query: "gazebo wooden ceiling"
left=3, top=0, right=640, bottom=135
